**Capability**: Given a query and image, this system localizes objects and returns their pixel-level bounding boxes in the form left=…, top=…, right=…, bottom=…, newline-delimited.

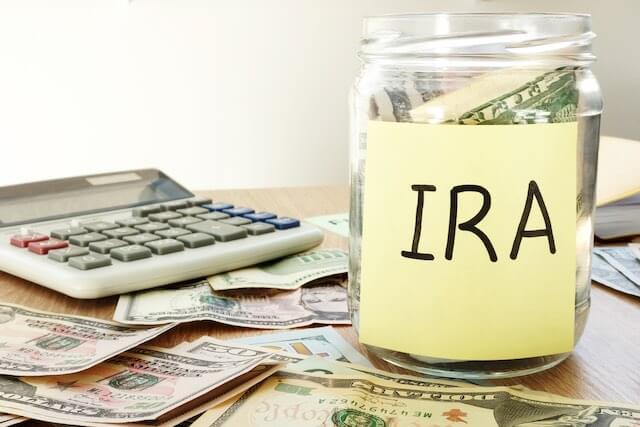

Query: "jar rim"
left=360, top=12, right=594, bottom=65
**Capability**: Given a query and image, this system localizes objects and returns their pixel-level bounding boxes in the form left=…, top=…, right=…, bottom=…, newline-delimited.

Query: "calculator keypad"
left=9, top=200, right=302, bottom=272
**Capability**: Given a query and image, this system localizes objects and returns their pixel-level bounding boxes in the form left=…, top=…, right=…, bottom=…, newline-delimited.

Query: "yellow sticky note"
left=360, top=121, right=577, bottom=360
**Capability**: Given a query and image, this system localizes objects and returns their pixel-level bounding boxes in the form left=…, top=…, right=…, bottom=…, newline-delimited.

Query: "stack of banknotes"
left=592, top=245, right=640, bottom=298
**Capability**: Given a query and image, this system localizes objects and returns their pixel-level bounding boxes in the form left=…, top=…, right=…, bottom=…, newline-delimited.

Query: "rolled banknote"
left=230, top=327, right=372, bottom=367
left=208, top=249, right=348, bottom=291
left=0, top=342, right=281, bottom=425
left=193, top=369, right=640, bottom=427
left=0, top=303, right=175, bottom=376
left=409, top=68, right=578, bottom=124
left=113, top=279, right=350, bottom=329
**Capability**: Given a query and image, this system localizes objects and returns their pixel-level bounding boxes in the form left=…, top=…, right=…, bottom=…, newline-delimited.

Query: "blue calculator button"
left=222, top=207, right=255, bottom=216
left=203, top=202, right=234, bottom=211
left=243, top=212, right=276, bottom=222
left=265, top=217, right=300, bottom=230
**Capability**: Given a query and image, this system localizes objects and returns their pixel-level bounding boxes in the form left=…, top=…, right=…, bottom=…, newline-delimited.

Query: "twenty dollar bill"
left=114, top=279, right=350, bottom=329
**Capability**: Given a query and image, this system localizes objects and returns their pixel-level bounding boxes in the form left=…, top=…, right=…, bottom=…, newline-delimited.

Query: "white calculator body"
left=0, top=169, right=323, bottom=299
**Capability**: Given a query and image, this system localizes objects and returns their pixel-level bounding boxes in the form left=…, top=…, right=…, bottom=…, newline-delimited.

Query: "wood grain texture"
left=0, top=186, right=638, bottom=406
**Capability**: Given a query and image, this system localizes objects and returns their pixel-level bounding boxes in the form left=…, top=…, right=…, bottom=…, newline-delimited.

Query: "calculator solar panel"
left=0, top=169, right=324, bottom=298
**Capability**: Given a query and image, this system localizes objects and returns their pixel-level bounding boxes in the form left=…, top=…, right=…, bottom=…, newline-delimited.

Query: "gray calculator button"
left=177, top=232, right=216, bottom=248
left=168, top=216, right=202, bottom=227
left=162, top=201, right=190, bottom=211
left=176, top=207, right=209, bottom=216
left=83, top=221, right=118, bottom=232
left=135, top=222, right=170, bottom=233
left=242, top=222, right=275, bottom=235
left=132, top=205, right=162, bottom=217
left=188, top=197, right=212, bottom=206
left=116, top=217, right=149, bottom=227
left=145, top=239, right=185, bottom=255
left=155, top=228, right=191, bottom=239
left=124, top=233, right=161, bottom=245
left=186, top=220, right=248, bottom=242
left=111, top=245, right=152, bottom=262
left=196, top=211, right=230, bottom=221
left=50, top=227, right=88, bottom=240
left=68, top=253, right=112, bottom=270
left=89, top=239, right=128, bottom=254
left=149, top=211, right=183, bottom=223
left=48, top=246, right=89, bottom=262
left=103, top=227, right=139, bottom=238
left=69, top=232, right=107, bottom=247
left=219, top=217, right=252, bottom=226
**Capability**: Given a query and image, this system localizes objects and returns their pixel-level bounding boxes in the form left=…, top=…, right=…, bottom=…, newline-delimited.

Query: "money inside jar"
left=349, top=13, right=603, bottom=378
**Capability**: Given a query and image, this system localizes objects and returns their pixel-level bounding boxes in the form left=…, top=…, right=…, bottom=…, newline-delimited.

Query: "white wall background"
left=0, top=0, right=636, bottom=190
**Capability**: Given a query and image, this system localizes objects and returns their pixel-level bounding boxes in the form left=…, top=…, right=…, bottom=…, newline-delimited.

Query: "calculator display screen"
left=0, top=169, right=193, bottom=227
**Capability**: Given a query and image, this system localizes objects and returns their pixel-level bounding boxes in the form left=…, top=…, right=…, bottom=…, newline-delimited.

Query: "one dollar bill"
left=208, top=249, right=348, bottom=291
left=0, top=303, right=174, bottom=376
left=193, top=369, right=640, bottom=427
left=113, top=279, right=350, bottom=329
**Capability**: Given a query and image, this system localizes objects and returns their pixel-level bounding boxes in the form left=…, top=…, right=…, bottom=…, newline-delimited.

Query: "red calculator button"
left=28, top=238, right=68, bottom=255
left=10, top=234, right=49, bottom=248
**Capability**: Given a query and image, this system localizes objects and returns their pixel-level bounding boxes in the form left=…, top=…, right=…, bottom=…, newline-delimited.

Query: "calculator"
left=0, top=169, right=323, bottom=299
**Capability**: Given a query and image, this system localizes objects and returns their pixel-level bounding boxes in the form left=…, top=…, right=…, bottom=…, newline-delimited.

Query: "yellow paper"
left=360, top=121, right=577, bottom=360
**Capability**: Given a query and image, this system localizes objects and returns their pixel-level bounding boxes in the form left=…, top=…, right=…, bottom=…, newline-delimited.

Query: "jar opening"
left=360, top=12, right=595, bottom=65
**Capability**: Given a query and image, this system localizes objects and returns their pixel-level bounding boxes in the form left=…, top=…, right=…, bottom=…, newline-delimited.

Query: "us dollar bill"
left=594, top=246, right=640, bottom=287
left=208, top=249, right=347, bottom=291
left=0, top=341, right=280, bottom=425
left=0, top=303, right=175, bottom=376
left=592, top=251, right=640, bottom=298
left=176, top=336, right=305, bottom=365
left=409, top=68, right=578, bottom=125
left=230, top=327, right=372, bottom=367
left=288, top=356, right=469, bottom=388
left=193, top=369, right=640, bottom=427
left=114, top=279, right=350, bottom=328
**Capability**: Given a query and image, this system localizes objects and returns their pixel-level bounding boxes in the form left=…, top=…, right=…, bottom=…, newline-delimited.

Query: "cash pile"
left=0, top=249, right=351, bottom=425
left=592, top=245, right=640, bottom=298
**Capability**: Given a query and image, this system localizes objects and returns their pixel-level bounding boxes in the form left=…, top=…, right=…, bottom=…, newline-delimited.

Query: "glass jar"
left=349, top=13, right=602, bottom=379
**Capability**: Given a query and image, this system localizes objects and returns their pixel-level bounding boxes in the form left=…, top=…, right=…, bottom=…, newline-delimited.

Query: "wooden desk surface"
left=0, top=186, right=638, bottom=405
